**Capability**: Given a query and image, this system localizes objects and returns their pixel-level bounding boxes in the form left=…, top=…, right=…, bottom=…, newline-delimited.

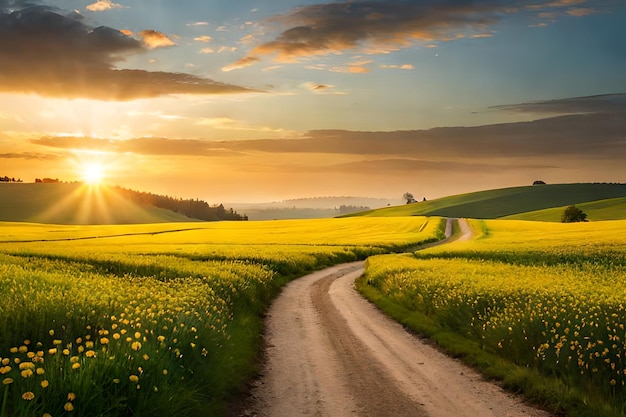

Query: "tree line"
left=1, top=176, right=23, bottom=182
left=113, top=186, right=247, bottom=221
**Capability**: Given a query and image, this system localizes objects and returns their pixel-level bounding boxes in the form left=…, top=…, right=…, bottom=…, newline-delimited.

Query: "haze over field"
left=1, top=0, right=625, bottom=202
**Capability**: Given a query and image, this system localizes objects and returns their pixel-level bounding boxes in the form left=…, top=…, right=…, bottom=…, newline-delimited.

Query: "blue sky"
left=1, top=0, right=625, bottom=202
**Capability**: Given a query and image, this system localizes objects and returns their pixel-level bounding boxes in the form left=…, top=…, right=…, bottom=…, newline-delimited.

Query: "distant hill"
left=502, top=197, right=626, bottom=222
left=344, top=183, right=626, bottom=219
left=230, top=196, right=398, bottom=220
left=0, top=183, right=223, bottom=224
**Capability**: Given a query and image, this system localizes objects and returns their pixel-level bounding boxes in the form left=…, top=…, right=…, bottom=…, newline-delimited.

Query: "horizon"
left=1, top=0, right=625, bottom=203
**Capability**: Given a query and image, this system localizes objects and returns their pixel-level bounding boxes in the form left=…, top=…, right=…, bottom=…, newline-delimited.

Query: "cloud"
left=86, top=0, right=124, bottom=12
left=492, top=93, right=626, bottom=114
left=380, top=64, right=415, bottom=70
left=194, top=35, right=212, bottom=43
left=0, top=152, right=61, bottom=160
left=226, top=0, right=606, bottom=70
left=138, top=30, right=175, bottom=48
left=0, top=3, right=256, bottom=100
left=31, top=136, right=246, bottom=157
left=302, top=82, right=348, bottom=95
left=222, top=56, right=261, bottom=72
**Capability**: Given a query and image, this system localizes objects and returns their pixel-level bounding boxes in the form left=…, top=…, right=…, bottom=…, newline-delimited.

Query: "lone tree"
left=561, top=205, right=587, bottom=223
left=403, top=192, right=416, bottom=204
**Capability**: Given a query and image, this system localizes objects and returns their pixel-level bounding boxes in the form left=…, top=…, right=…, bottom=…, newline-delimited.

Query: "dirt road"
left=240, top=219, right=552, bottom=417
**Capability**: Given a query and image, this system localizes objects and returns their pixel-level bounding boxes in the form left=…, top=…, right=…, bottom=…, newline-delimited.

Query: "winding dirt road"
left=239, top=219, right=552, bottom=417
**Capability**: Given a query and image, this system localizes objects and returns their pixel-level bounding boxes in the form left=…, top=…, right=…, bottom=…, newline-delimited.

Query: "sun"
left=80, top=162, right=106, bottom=185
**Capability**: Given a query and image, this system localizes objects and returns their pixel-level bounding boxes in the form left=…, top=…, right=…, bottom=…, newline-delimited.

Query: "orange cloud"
left=86, top=0, right=124, bottom=12
left=138, top=30, right=176, bottom=48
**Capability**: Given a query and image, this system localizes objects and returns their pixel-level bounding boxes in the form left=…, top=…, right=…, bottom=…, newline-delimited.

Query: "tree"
left=561, top=205, right=587, bottom=223
left=403, top=192, right=416, bottom=204
left=533, top=180, right=546, bottom=185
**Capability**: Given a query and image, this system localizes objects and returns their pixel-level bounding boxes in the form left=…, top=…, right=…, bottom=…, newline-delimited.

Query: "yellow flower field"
left=362, top=219, right=626, bottom=412
left=0, top=217, right=444, bottom=417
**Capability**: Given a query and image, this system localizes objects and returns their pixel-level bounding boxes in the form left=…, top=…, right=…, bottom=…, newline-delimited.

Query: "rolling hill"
left=502, top=196, right=626, bottom=222
left=344, top=183, right=626, bottom=220
left=0, top=183, right=198, bottom=224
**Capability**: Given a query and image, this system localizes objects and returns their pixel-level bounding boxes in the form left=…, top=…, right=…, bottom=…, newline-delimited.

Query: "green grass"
left=0, top=217, right=445, bottom=417
left=344, top=183, right=626, bottom=219
left=0, top=183, right=196, bottom=224
left=502, top=197, right=626, bottom=222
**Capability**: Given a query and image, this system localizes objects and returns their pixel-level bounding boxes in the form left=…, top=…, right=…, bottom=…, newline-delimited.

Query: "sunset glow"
left=80, top=162, right=106, bottom=185
left=0, top=1, right=624, bottom=202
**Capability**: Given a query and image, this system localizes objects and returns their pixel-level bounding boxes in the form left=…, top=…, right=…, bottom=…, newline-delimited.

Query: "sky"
left=1, top=0, right=625, bottom=203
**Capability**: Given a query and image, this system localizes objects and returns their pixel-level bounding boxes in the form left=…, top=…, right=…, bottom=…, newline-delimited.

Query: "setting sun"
left=81, top=162, right=106, bottom=185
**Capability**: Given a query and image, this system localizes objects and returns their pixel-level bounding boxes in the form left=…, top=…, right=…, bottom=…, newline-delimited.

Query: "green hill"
left=0, top=183, right=197, bottom=224
left=502, top=196, right=626, bottom=222
left=346, top=183, right=626, bottom=219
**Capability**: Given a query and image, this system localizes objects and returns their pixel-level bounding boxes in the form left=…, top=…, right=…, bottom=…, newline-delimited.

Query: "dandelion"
left=41, top=380, right=49, bottom=388
left=129, top=374, right=139, bottom=383
left=134, top=332, right=141, bottom=339
left=53, top=340, right=62, bottom=345
left=162, top=369, right=168, bottom=375
left=9, top=347, right=17, bottom=354
left=85, top=350, right=96, bottom=358
left=21, top=369, right=34, bottom=378
left=1, top=358, right=9, bottom=365
left=100, top=337, right=109, bottom=345
left=131, top=341, right=142, bottom=351
left=113, top=333, right=120, bottom=340
left=64, top=402, right=74, bottom=412
left=48, top=348, right=57, bottom=355
left=67, top=392, right=76, bottom=401
left=21, top=391, right=35, bottom=400
left=43, top=413, right=52, bottom=417
left=18, top=345, right=28, bottom=353
left=2, top=378, right=13, bottom=385
left=36, top=367, right=45, bottom=375
left=62, top=349, right=70, bottom=355
left=49, top=329, right=54, bottom=336
left=72, top=363, right=80, bottom=370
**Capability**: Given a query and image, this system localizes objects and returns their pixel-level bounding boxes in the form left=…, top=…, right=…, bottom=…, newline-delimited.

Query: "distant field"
left=502, top=196, right=626, bottom=221
left=0, top=183, right=196, bottom=224
left=360, top=218, right=626, bottom=417
left=346, top=183, right=626, bottom=219
left=0, top=216, right=444, bottom=417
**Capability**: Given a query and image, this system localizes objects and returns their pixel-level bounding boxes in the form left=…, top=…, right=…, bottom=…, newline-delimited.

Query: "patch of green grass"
left=344, top=183, right=626, bottom=219
left=502, top=197, right=626, bottom=222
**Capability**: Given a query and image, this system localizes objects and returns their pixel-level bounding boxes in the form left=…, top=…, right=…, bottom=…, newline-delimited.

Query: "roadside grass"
left=357, top=219, right=626, bottom=417
left=0, top=216, right=444, bottom=417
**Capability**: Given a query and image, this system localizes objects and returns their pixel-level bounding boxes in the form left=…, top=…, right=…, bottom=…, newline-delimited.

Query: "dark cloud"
left=492, top=93, right=626, bottom=114
left=0, top=2, right=255, bottom=99
left=226, top=0, right=603, bottom=69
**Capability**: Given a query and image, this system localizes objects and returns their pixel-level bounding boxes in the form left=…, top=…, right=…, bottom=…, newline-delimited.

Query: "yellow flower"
left=134, top=332, right=141, bottom=339
left=53, top=340, right=62, bottom=345
left=77, top=346, right=84, bottom=354
left=18, top=345, right=28, bottom=353
left=49, top=329, right=55, bottom=336
left=43, top=413, right=52, bottom=417
left=27, top=352, right=35, bottom=359
left=23, top=340, right=31, bottom=346
left=162, top=369, right=168, bottom=375
left=85, top=350, right=96, bottom=358
left=85, top=341, right=94, bottom=349
left=113, top=333, right=120, bottom=340
left=157, top=335, right=165, bottom=342
left=2, top=378, right=13, bottom=385
left=113, top=378, right=120, bottom=384
left=36, top=367, right=45, bottom=375
left=75, top=338, right=82, bottom=344
left=1, top=358, right=9, bottom=365
left=72, top=363, right=80, bottom=370
left=131, top=341, right=142, bottom=351
left=21, top=391, right=35, bottom=400
left=64, top=402, right=74, bottom=411
left=63, top=349, right=70, bottom=356
left=100, top=337, right=110, bottom=345
left=70, top=356, right=79, bottom=364
left=19, top=362, right=35, bottom=370
left=48, top=348, right=57, bottom=355
left=67, top=392, right=76, bottom=401
left=129, top=374, right=139, bottom=383
left=142, top=354, right=149, bottom=361
left=0, top=366, right=11, bottom=374
left=21, top=369, right=34, bottom=378
left=41, top=379, right=49, bottom=388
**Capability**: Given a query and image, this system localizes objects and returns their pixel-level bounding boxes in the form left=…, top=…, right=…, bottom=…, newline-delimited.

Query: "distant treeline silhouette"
left=1, top=176, right=23, bottom=182
left=338, top=205, right=370, bottom=215
left=113, top=186, right=247, bottom=221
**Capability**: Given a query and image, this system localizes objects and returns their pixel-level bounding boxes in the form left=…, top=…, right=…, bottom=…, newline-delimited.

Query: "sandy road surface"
left=239, top=219, right=552, bottom=417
